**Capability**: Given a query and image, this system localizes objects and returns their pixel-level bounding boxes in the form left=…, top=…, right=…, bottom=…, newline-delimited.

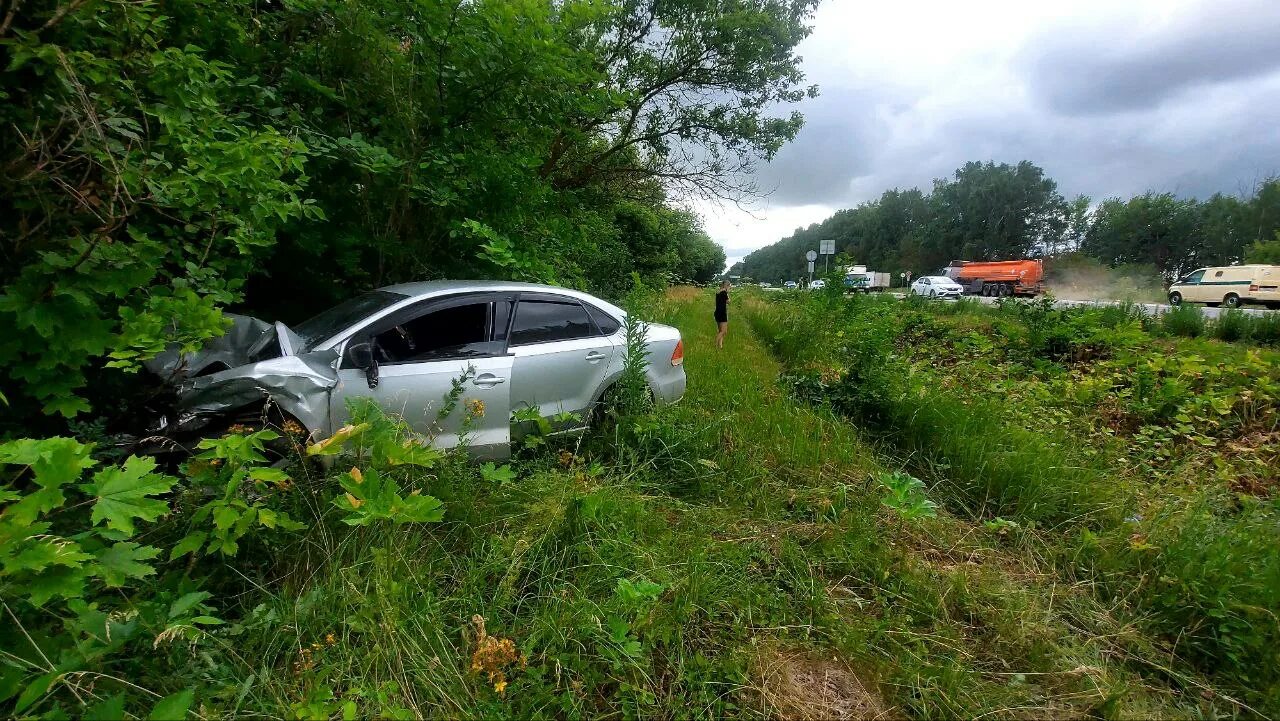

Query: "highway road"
left=886, top=292, right=1277, bottom=319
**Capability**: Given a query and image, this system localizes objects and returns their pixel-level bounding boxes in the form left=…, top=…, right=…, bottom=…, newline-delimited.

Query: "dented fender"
left=144, top=314, right=279, bottom=380
left=174, top=350, right=341, bottom=437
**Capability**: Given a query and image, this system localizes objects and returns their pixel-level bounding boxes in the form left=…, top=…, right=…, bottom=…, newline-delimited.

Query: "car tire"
left=929, top=290, right=936, bottom=299
left=1168, top=291, right=1182, bottom=306
left=1223, top=293, right=1241, bottom=308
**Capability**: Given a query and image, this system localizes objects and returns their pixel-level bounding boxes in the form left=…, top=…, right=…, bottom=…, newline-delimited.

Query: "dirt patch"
left=750, top=647, right=892, bottom=720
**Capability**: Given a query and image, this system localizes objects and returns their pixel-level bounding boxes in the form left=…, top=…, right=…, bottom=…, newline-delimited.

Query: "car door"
left=329, top=293, right=514, bottom=457
left=507, top=293, right=617, bottom=432
left=1181, top=269, right=1208, bottom=302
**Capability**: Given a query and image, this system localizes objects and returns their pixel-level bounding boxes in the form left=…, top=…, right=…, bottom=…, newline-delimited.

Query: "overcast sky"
left=700, top=0, right=1280, bottom=267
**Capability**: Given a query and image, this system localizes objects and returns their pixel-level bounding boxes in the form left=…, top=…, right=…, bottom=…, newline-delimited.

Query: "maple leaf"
left=94, top=541, right=161, bottom=587
left=85, top=455, right=177, bottom=535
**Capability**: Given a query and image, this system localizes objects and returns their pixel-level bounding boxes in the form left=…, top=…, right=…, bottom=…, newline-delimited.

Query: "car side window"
left=585, top=304, right=621, bottom=335
left=510, top=299, right=595, bottom=346
left=371, top=301, right=492, bottom=363
left=1186, top=270, right=1206, bottom=283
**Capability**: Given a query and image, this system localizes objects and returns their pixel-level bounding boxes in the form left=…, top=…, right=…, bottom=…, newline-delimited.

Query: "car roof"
left=379, top=280, right=623, bottom=314
left=308, top=280, right=627, bottom=352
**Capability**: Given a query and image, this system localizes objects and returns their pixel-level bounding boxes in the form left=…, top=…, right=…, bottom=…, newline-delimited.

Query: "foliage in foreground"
left=0, top=401, right=447, bottom=718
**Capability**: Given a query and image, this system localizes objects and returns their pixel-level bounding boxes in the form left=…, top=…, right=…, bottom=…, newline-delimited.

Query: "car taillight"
left=670, top=339, right=684, bottom=366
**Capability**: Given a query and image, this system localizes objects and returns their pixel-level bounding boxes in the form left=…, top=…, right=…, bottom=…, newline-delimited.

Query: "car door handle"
left=585, top=351, right=607, bottom=362
left=472, top=374, right=506, bottom=387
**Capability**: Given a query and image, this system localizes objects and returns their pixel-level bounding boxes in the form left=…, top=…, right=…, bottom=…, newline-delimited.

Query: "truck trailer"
left=843, top=265, right=891, bottom=293
left=943, top=259, right=1044, bottom=297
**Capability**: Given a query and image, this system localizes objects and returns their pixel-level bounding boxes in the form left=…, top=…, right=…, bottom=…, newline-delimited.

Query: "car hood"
left=144, top=314, right=302, bottom=382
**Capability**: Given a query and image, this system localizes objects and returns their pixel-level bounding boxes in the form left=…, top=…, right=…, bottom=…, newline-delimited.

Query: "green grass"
left=20, top=287, right=1254, bottom=719
left=742, top=288, right=1280, bottom=716
left=189, top=287, right=1222, bottom=719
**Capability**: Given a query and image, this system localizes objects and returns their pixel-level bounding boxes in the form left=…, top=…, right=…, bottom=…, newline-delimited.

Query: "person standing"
left=714, top=280, right=730, bottom=349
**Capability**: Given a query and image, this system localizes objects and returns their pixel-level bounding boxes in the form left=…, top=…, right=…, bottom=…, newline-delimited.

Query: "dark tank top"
left=714, top=290, right=728, bottom=321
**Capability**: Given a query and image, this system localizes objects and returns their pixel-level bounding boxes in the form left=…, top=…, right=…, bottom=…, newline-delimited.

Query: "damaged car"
left=145, top=281, right=687, bottom=459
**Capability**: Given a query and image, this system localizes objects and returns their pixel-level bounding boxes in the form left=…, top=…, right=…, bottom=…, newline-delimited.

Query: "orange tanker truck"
left=943, top=259, right=1044, bottom=297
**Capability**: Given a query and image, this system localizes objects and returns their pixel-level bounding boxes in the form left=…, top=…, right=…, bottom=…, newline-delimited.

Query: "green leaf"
left=479, top=462, right=516, bottom=484
left=87, top=455, right=177, bottom=535
left=148, top=688, right=195, bottom=720
left=0, top=437, right=96, bottom=488
left=5, top=538, right=92, bottom=574
left=14, top=672, right=57, bottom=714
left=396, top=493, right=445, bottom=523
left=95, top=541, right=161, bottom=587
left=84, top=693, right=126, bottom=720
left=169, top=532, right=207, bottom=560
left=27, top=566, right=88, bottom=606
left=168, top=591, right=212, bottom=619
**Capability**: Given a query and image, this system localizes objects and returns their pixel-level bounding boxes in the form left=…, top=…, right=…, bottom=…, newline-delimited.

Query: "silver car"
left=147, top=281, right=686, bottom=458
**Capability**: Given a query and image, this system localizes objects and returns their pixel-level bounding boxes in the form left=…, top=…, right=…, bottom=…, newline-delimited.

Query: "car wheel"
left=1167, top=291, right=1182, bottom=306
left=1223, top=293, right=1241, bottom=308
left=929, top=290, right=936, bottom=299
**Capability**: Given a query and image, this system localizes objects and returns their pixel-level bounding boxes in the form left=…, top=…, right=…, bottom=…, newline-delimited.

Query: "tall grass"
left=746, top=289, right=1280, bottom=714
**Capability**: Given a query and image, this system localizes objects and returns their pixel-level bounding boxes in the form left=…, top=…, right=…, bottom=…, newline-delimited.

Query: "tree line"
left=739, top=160, right=1280, bottom=284
left=1, top=0, right=820, bottom=429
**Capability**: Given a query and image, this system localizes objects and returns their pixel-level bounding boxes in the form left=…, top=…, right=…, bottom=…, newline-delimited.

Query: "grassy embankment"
left=743, top=288, right=1280, bottom=717
left=9, top=287, right=1267, bottom=719
left=214, top=287, right=1230, bottom=719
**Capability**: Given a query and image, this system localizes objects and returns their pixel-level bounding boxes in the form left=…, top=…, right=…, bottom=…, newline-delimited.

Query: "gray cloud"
left=703, top=1, right=1280, bottom=257
left=1023, top=0, right=1280, bottom=115
left=750, top=87, right=891, bottom=205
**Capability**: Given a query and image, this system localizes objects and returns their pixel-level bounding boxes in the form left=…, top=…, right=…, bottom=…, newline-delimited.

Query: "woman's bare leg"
left=716, top=321, right=728, bottom=348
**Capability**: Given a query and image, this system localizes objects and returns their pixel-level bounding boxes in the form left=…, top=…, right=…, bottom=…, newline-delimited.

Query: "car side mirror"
left=349, top=340, right=380, bottom=389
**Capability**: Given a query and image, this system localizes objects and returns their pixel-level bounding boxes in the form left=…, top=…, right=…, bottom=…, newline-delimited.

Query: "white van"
left=1167, top=265, right=1280, bottom=309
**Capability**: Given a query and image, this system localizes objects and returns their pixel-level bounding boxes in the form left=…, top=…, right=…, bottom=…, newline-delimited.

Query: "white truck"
left=843, top=265, right=891, bottom=293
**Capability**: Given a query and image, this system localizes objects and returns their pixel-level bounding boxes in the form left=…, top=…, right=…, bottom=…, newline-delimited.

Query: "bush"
left=1159, top=304, right=1206, bottom=338
left=0, top=403, right=452, bottom=717
left=1212, top=308, right=1251, bottom=342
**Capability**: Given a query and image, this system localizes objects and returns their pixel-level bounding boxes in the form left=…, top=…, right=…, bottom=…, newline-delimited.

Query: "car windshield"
left=293, top=290, right=407, bottom=350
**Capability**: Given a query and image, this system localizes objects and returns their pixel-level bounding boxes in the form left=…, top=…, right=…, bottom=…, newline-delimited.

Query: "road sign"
left=805, top=250, right=817, bottom=262
left=819, top=239, right=835, bottom=255
left=807, top=261, right=815, bottom=273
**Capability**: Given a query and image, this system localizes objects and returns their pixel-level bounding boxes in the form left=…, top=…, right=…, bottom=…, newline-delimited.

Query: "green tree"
left=1082, top=193, right=1203, bottom=278
left=1244, top=233, right=1280, bottom=264
left=926, top=161, right=1068, bottom=268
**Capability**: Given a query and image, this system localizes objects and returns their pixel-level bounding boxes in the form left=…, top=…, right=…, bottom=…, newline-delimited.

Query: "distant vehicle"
left=843, top=265, right=891, bottom=293
left=758, top=282, right=772, bottom=288
left=809, top=279, right=826, bottom=290
left=943, top=259, right=1044, bottom=296
left=910, top=276, right=963, bottom=299
left=1167, top=265, right=1280, bottom=309
left=783, top=280, right=798, bottom=289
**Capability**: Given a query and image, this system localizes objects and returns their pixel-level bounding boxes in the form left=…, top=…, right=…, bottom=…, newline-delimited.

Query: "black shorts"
left=714, top=312, right=727, bottom=323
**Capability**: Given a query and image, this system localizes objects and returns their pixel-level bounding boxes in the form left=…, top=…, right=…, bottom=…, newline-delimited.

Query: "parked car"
left=145, top=281, right=686, bottom=458
left=758, top=282, right=772, bottom=288
left=909, top=276, right=963, bottom=299
left=1167, top=265, right=1280, bottom=308
left=783, top=280, right=798, bottom=290
left=809, top=279, right=826, bottom=290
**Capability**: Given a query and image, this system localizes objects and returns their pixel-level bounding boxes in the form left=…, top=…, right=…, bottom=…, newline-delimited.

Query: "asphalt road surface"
left=889, top=292, right=1277, bottom=319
